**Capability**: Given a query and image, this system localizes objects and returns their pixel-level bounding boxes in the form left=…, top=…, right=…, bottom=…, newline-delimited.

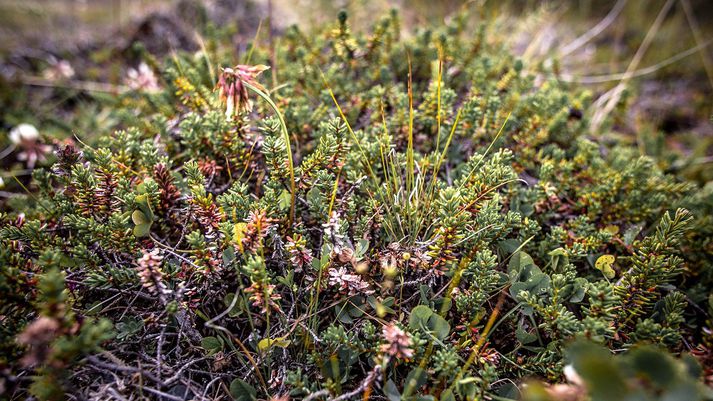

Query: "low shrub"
left=1, top=9, right=712, bottom=401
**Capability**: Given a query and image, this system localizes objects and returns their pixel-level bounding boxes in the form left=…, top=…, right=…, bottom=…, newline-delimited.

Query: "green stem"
left=244, top=81, right=296, bottom=229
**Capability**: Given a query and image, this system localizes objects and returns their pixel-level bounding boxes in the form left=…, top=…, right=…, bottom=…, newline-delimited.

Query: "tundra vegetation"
left=1, top=4, right=712, bottom=401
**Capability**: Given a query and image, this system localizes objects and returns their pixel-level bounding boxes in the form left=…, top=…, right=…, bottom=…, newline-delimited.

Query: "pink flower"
left=244, top=282, right=282, bottom=313
left=8, top=124, right=51, bottom=169
left=328, top=266, right=374, bottom=296
left=286, top=235, right=313, bottom=271
left=136, top=249, right=166, bottom=296
left=216, top=64, right=270, bottom=119
left=380, top=323, right=414, bottom=360
left=126, top=62, right=160, bottom=92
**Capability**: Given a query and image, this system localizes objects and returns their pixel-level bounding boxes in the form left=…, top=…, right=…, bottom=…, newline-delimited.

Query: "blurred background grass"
left=0, top=0, right=711, bottom=183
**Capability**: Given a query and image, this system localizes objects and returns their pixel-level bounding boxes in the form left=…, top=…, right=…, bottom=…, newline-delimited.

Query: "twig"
left=20, top=76, right=130, bottom=94
left=86, top=355, right=163, bottom=385
left=590, top=0, right=675, bottom=131
left=558, top=39, right=713, bottom=84
left=164, top=357, right=210, bottom=385
left=201, top=376, right=224, bottom=401
left=156, top=324, right=167, bottom=380
left=107, top=387, right=130, bottom=401
left=204, top=291, right=268, bottom=392
left=329, top=365, right=381, bottom=401
left=558, top=0, right=628, bottom=57
left=140, top=386, right=186, bottom=401
left=680, top=0, right=713, bottom=91
left=303, top=389, right=330, bottom=401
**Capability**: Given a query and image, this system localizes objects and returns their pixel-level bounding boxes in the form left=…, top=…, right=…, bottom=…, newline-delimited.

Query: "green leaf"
left=516, top=326, right=537, bottom=344
left=567, top=340, right=627, bottom=401
left=306, top=186, right=322, bottom=207
left=623, top=223, right=644, bottom=245
left=409, top=305, right=434, bottom=329
left=508, top=251, right=551, bottom=300
left=131, top=209, right=149, bottom=225
left=222, top=247, right=236, bottom=267
left=433, top=297, right=452, bottom=313
left=508, top=251, right=535, bottom=277
left=440, top=389, right=456, bottom=401
left=498, top=239, right=522, bottom=254
left=403, top=367, right=427, bottom=396
left=278, top=189, right=292, bottom=211
left=548, top=247, right=569, bottom=272
left=384, top=379, right=401, bottom=401
left=355, top=238, right=369, bottom=258
left=366, top=295, right=396, bottom=317
left=133, top=194, right=155, bottom=221
left=229, top=379, right=257, bottom=401
left=201, top=336, right=223, bottom=355
left=603, top=225, right=619, bottom=235
left=131, top=210, right=153, bottom=237
left=510, top=271, right=550, bottom=300
left=409, top=305, right=450, bottom=340
left=497, top=382, right=519, bottom=399
left=456, top=377, right=479, bottom=400
left=133, top=222, right=152, bottom=238
left=628, top=346, right=676, bottom=388
left=428, top=313, right=451, bottom=340
left=569, top=278, right=587, bottom=303
left=223, top=293, right=241, bottom=317
left=115, top=316, right=143, bottom=340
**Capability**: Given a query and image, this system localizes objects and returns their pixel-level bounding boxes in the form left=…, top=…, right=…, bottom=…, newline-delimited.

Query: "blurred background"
left=0, top=0, right=712, bottom=185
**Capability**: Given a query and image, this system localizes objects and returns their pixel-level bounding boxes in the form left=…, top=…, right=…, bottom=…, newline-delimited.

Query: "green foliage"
left=525, top=341, right=712, bottom=401
left=1, top=7, right=711, bottom=401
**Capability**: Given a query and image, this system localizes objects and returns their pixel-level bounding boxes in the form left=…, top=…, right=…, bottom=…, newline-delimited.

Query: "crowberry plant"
left=1, top=6, right=711, bottom=401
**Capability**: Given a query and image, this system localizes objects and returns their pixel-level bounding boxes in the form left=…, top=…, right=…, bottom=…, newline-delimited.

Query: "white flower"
left=8, top=124, right=51, bottom=168
left=44, top=58, right=75, bottom=80
left=563, top=364, right=583, bottom=386
left=126, top=62, right=160, bottom=92
left=0, top=177, right=4, bottom=189
left=9, top=124, right=39, bottom=145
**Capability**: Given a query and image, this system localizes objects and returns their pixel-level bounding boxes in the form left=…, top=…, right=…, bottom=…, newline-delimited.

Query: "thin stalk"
left=406, top=54, right=415, bottom=215
left=590, top=0, right=675, bottom=131
left=434, top=55, right=444, bottom=155
left=427, top=108, right=462, bottom=200
left=456, top=111, right=512, bottom=192
left=320, top=70, right=399, bottom=240
left=243, top=81, right=296, bottom=228
left=244, top=19, right=264, bottom=65
left=327, top=166, right=342, bottom=218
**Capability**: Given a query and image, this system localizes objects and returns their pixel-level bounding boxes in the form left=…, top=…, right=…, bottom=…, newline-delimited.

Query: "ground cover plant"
left=1, top=4, right=712, bottom=401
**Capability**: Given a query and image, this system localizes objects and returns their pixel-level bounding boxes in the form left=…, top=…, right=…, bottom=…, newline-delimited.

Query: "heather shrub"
left=1, top=8, right=712, bottom=401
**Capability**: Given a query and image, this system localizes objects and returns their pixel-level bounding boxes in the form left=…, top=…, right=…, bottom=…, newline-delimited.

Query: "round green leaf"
left=229, top=379, right=257, bottom=401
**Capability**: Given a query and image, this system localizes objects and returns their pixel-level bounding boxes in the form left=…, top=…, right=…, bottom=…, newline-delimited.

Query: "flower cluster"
left=216, top=64, right=270, bottom=118
left=136, top=249, right=166, bottom=296
left=380, top=323, right=414, bottom=360
left=286, top=234, right=313, bottom=271
left=125, top=62, right=160, bottom=92
left=8, top=124, right=52, bottom=168
left=327, top=266, right=373, bottom=296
